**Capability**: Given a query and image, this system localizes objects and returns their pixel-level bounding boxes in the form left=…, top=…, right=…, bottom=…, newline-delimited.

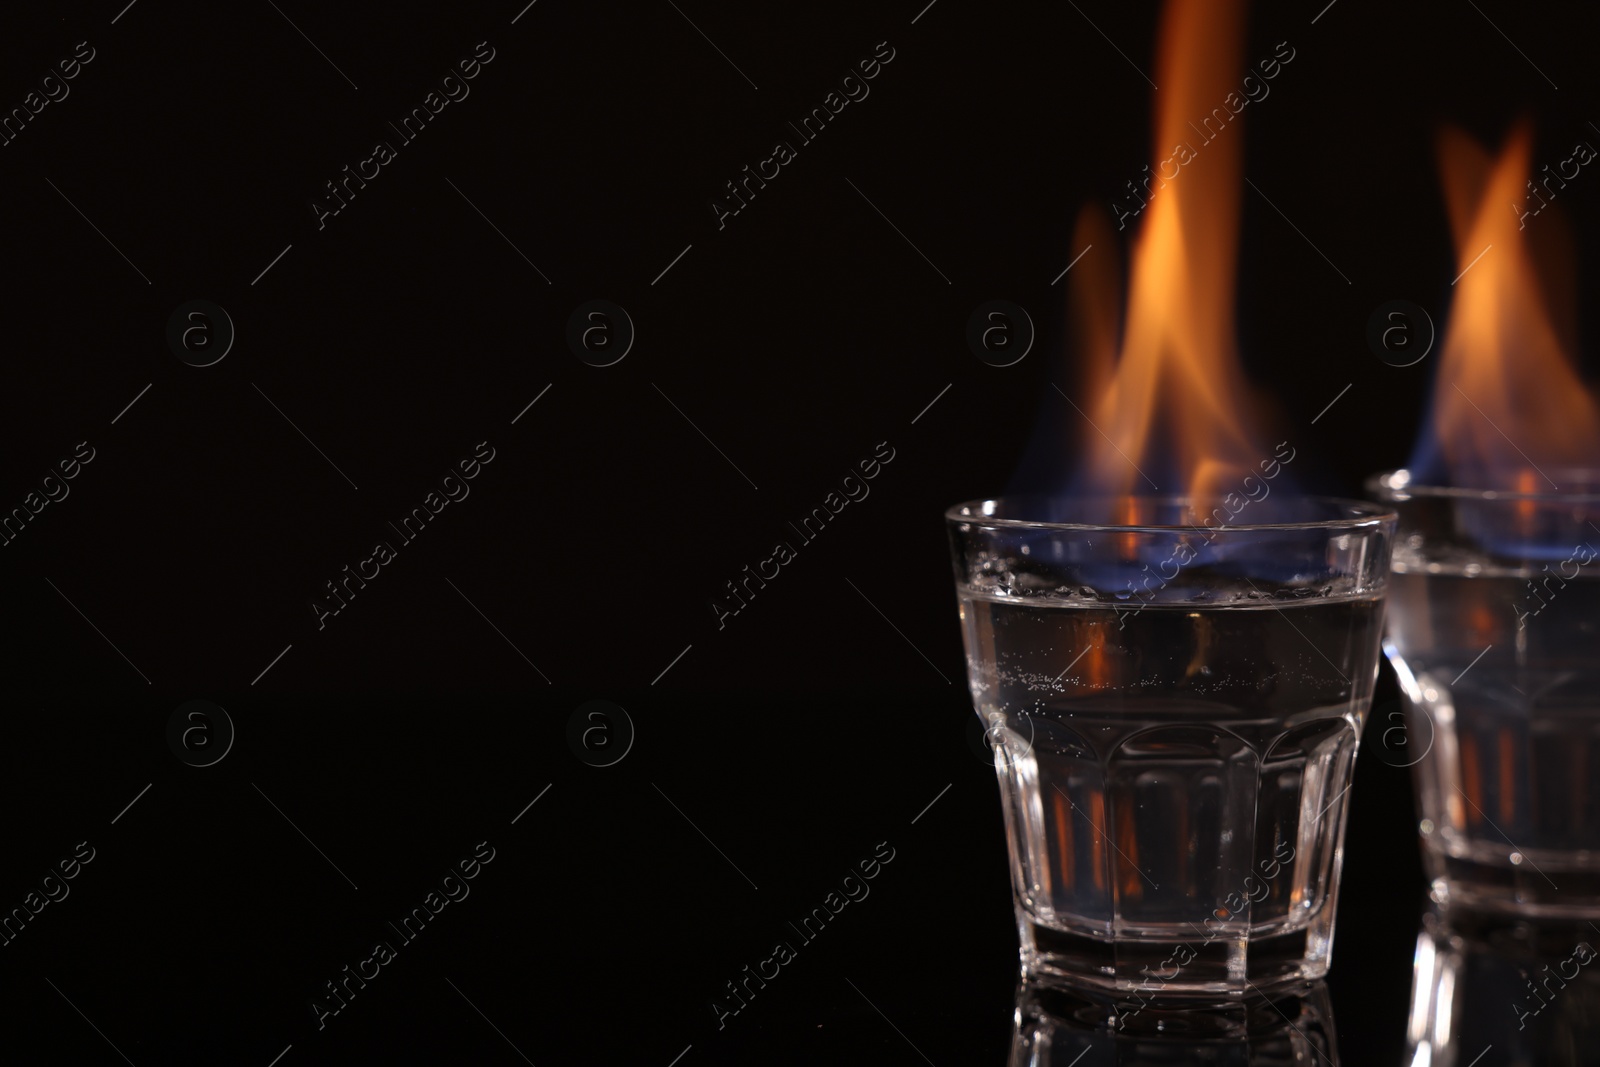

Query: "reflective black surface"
left=1410, top=910, right=1600, bottom=1066
left=4, top=683, right=1438, bottom=1063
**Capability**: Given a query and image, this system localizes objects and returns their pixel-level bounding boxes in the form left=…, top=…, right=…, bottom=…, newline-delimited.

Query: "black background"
left=1, top=0, right=1596, bottom=1062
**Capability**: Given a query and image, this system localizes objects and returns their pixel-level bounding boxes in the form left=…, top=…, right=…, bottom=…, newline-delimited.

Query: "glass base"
left=1017, top=912, right=1332, bottom=1005
left=1427, top=844, right=1600, bottom=919
left=1017, top=977, right=1334, bottom=1042
left=1424, top=898, right=1600, bottom=950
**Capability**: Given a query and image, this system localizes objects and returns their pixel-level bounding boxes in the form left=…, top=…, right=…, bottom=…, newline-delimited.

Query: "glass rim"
left=946, top=494, right=1396, bottom=534
left=1368, top=468, right=1600, bottom=503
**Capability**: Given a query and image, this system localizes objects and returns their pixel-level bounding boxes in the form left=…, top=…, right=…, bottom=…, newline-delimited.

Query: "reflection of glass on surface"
left=1013, top=979, right=1338, bottom=1066
left=1374, top=472, right=1600, bottom=917
left=1408, top=910, right=1600, bottom=1066
left=948, top=496, right=1395, bottom=997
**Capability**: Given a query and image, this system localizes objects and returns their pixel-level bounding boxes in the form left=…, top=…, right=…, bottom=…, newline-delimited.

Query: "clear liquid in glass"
left=1388, top=562, right=1600, bottom=916
left=959, top=590, right=1384, bottom=997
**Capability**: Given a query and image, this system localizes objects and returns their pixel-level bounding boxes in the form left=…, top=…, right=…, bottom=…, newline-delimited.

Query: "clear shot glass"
left=947, top=496, right=1396, bottom=998
left=1372, top=471, right=1600, bottom=919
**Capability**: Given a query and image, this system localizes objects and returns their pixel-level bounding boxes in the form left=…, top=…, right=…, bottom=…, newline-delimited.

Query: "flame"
left=1426, top=124, right=1600, bottom=488
left=1071, top=0, right=1269, bottom=507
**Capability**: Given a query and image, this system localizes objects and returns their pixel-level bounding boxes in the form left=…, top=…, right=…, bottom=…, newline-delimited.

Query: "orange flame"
left=1070, top=0, right=1270, bottom=508
left=1428, top=124, right=1600, bottom=487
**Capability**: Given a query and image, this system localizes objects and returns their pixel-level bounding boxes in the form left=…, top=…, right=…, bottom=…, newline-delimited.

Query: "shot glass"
left=1372, top=471, right=1600, bottom=918
left=947, top=496, right=1395, bottom=998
